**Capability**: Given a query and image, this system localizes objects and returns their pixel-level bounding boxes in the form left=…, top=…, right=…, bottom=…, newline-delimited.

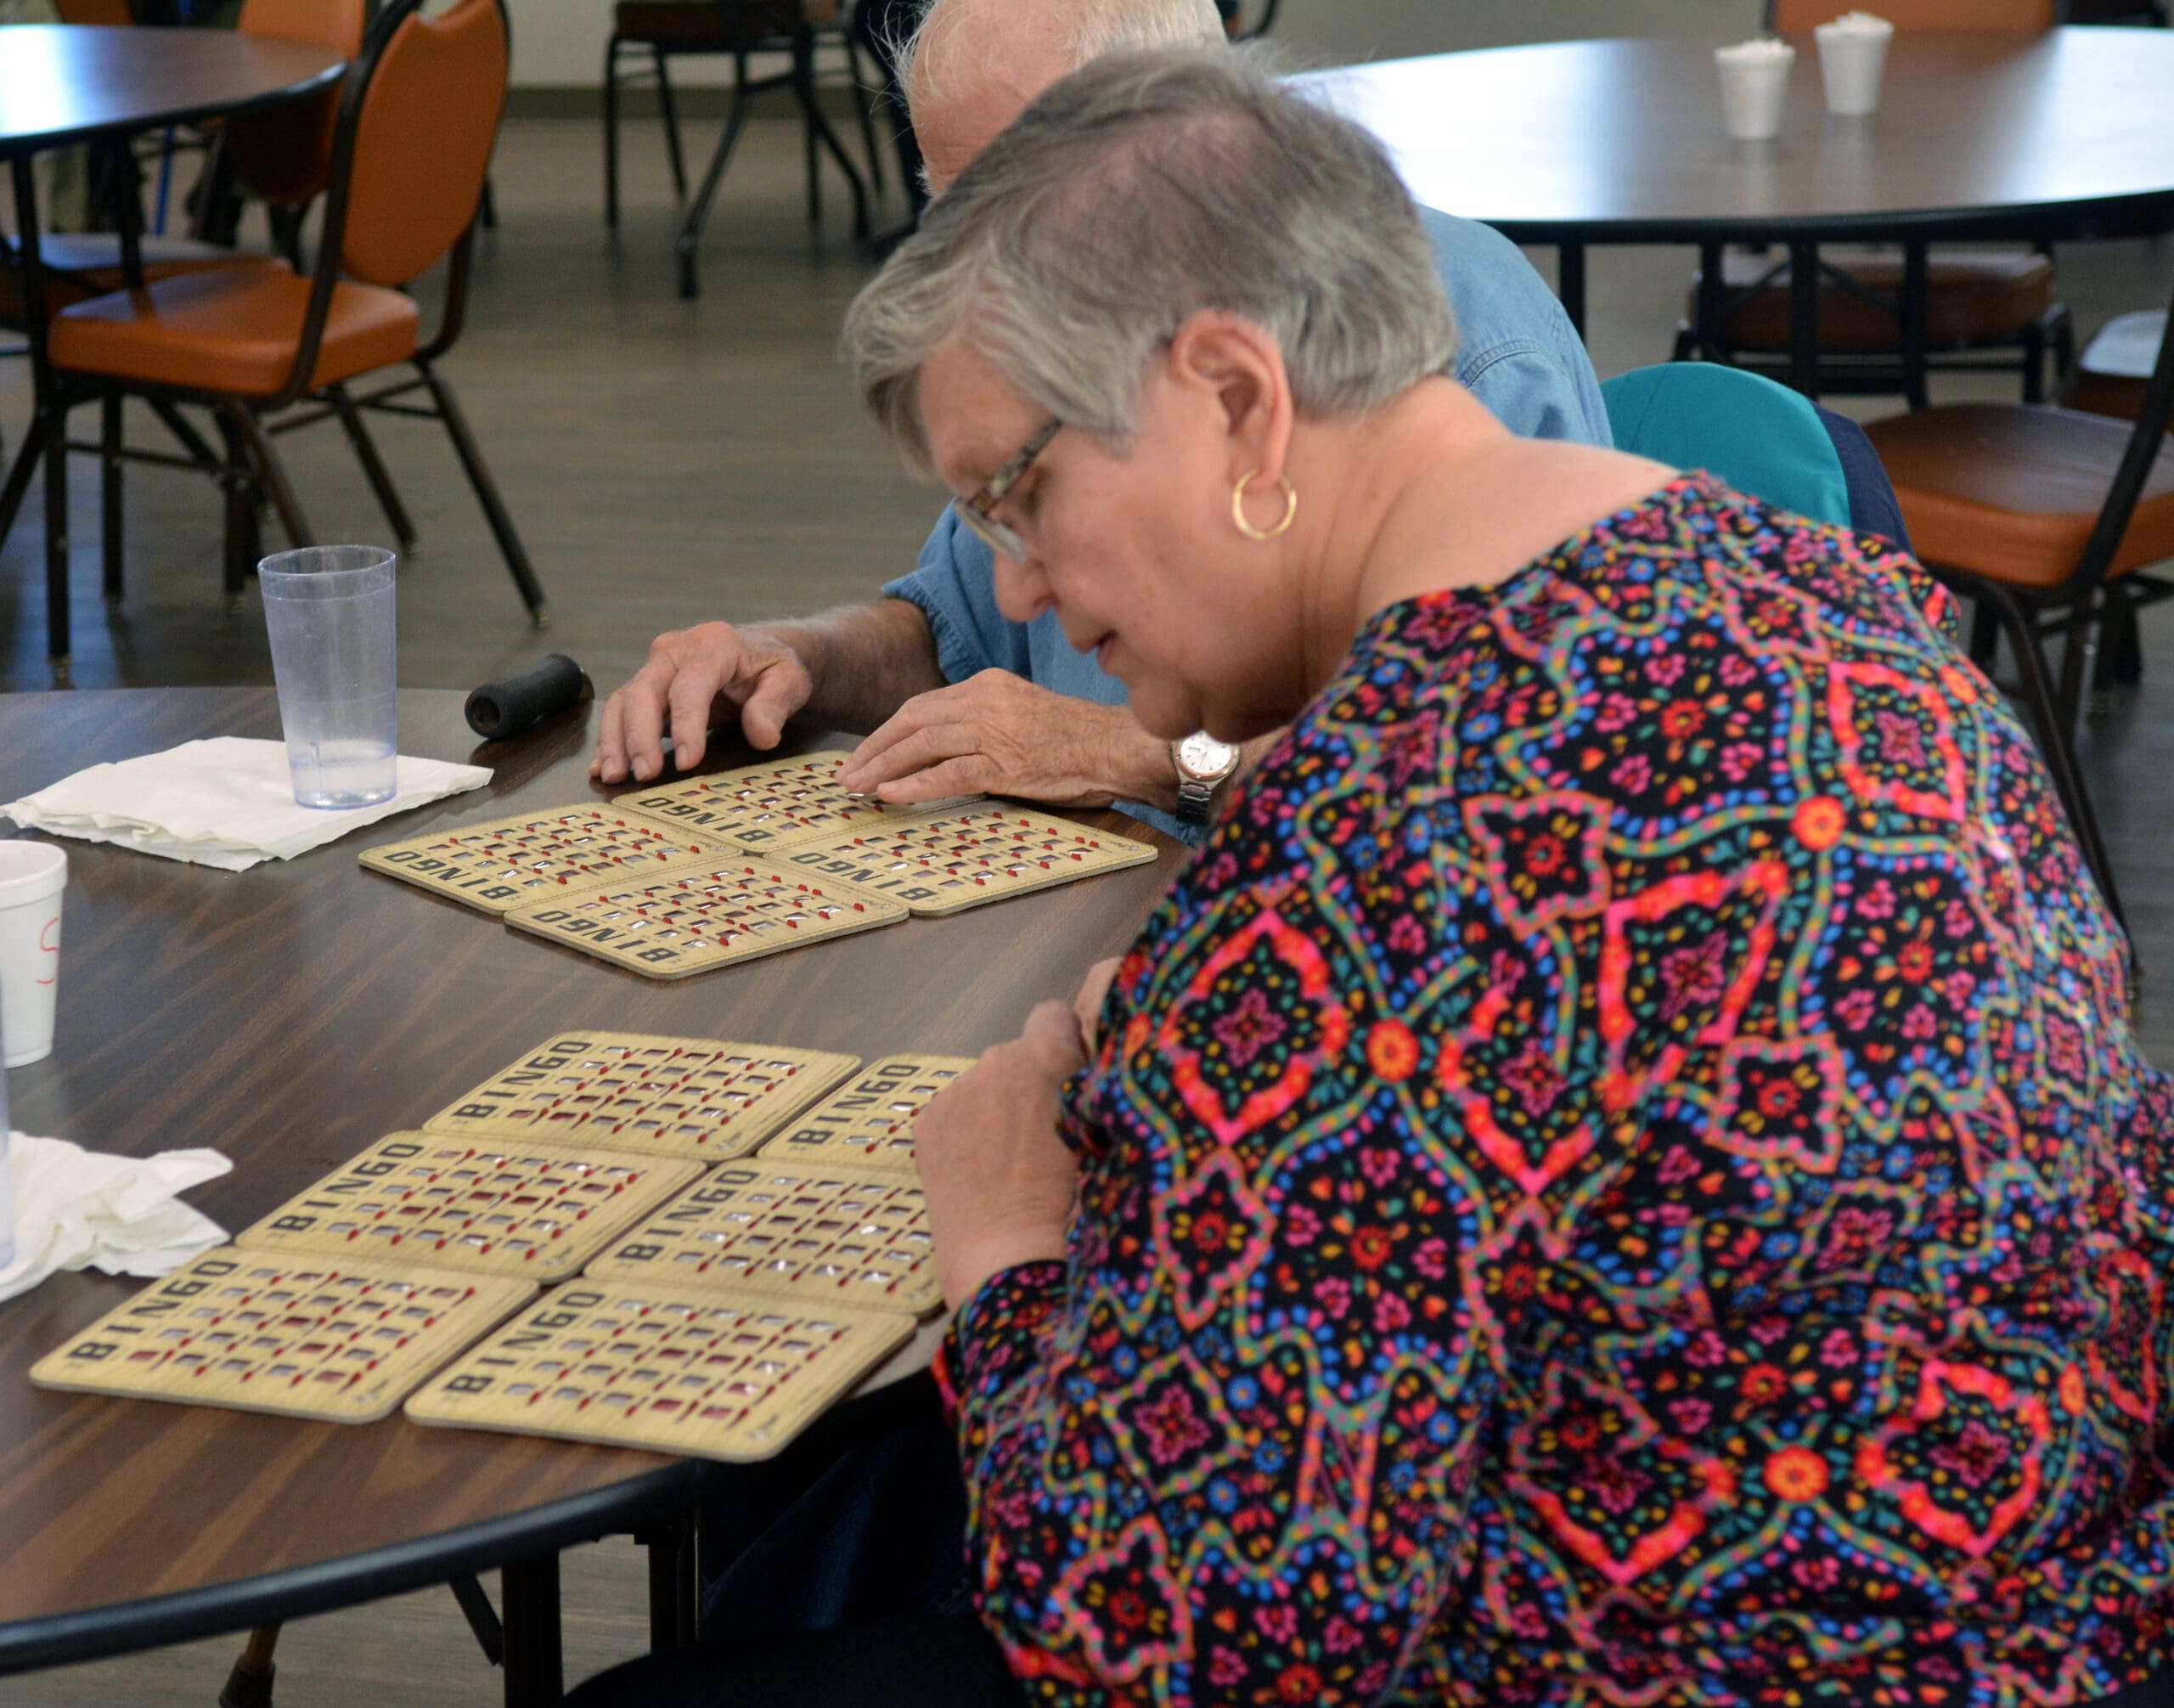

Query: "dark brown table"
left=1305, top=26, right=2174, bottom=393
left=0, top=687, right=1185, bottom=1701
left=0, top=26, right=348, bottom=683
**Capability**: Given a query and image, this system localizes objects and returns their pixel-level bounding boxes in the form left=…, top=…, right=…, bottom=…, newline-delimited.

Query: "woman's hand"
left=915, top=1001, right=1088, bottom=1312
left=1074, top=956, right=1123, bottom=1054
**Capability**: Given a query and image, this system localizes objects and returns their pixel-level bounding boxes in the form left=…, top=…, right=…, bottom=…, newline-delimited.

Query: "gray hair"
left=842, top=48, right=1460, bottom=475
left=898, top=0, right=1227, bottom=116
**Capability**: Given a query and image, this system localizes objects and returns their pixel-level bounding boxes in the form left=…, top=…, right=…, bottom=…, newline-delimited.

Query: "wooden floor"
left=3, top=113, right=2173, bottom=1705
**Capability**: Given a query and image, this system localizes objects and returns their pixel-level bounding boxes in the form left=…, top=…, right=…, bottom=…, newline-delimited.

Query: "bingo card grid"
left=585, top=1159, right=942, bottom=1317
left=31, top=1248, right=535, bottom=1424
left=404, top=1281, right=914, bottom=1462
left=777, top=805, right=1157, bottom=916
left=359, top=805, right=717, bottom=916
left=235, top=1135, right=706, bottom=1282
left=505, top=860, right=904, bottom=980
left=424, top=1033, right=862, bottom=1164
left=615, top=752, right=975, bottom=853
left=758, top=1054, right=977, bottom=1174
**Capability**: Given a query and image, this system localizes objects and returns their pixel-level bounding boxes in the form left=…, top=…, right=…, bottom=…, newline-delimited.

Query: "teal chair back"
left=1601, top=362, right=1854, bottom=530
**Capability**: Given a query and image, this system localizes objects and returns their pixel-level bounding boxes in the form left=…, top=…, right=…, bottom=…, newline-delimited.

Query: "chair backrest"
left=1602, top=363, right=1856, bottom=532
left=2073, top=277, right=2174, bottom=588
left=225, top=0, right=369, bottom=211
left=334, top=0, right=506, bottom=289
left=1769, top=0, right=2053, bottom=27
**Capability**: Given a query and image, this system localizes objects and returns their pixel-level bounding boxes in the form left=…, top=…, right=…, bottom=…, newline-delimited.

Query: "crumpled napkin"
left=0, top=1133, right=231, bottom=1304
left=1, top=736, right=491, bottom=871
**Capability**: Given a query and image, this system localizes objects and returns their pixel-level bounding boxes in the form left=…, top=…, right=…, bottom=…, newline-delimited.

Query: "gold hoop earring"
left=1231, top=468, right=1298, bottom=542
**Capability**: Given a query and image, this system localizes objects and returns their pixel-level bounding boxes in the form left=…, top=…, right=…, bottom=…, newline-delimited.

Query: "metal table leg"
left=500, top=1553, right=562, bottom=1708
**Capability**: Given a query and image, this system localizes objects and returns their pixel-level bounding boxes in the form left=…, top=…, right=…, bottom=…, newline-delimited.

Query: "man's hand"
left=836, top=669, right=1170, bottom=809
left=914, top=1001, right=1088, bottom=1311
left=591, top=623, right=814, bottom=785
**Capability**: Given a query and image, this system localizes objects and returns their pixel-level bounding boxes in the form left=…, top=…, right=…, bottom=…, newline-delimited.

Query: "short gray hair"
left=898, top=0, right=1226, bottom=115
left=842, top=48, right=1459, bottom=474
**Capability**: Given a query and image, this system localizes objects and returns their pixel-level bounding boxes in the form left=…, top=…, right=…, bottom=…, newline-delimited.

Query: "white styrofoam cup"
left=0, top=842, right=65, bottom=1068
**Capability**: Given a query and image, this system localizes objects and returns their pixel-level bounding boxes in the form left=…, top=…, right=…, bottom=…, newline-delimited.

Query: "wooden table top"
left=0, top=687, right=1184, bottom=1672
left=1305, top=26, right=2174, bottom=243
left=0, top=25, right=343, bottom=155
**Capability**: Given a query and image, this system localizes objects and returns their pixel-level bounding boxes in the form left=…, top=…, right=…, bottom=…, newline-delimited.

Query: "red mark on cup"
left=37, top=913, right=58, bottom=985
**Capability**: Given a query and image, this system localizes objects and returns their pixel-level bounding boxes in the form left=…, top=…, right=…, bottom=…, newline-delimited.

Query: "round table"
left=1304, top=26, right=2174, bottom=392
left=0, top=26, right=348, bottom=681
left=0, top=689, right=1183, bottom=1703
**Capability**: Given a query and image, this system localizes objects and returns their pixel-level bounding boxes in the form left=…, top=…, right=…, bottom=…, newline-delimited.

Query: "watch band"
left=1174, top=771, right=1219, bottom=826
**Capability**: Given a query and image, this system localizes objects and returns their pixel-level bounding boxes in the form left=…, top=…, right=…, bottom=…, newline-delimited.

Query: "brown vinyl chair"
left=40, top=0, right=546, bottom=668
left=1676, top=0, right=2073, bottom=408
left=0, top=0, right=378, bottom=570
left=1861, top=276, right=2174, bottom=928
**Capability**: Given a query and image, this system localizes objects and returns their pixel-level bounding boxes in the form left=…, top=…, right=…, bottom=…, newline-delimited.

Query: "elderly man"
left=590, top=0, right=1609, bottom=839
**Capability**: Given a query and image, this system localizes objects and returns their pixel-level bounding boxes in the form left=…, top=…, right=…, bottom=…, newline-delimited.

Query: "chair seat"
left=1865, top=403, right=2174, bottom=589
left=0, top=234, right=282, bottom=325
left=50, top=266, right=421, bottom=399
left=2063, top=311, right=2168, bottom=425
left=1696, top=248, right=2057, bottom=352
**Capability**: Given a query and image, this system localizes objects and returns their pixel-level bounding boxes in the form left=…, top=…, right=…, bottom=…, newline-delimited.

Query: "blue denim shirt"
left=884, top=206, right=1609, bottom=843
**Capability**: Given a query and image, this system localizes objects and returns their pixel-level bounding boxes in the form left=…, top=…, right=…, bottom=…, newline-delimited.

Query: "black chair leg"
left=222, top=402, right=313, bottom=551
left=416, top=360, right=549, bottom=627
left=794, top=38, right=870, bottom=240
left=44, top=392, right=72, bottom=682
left=0, top=409, right=50, bottom=556
left=217, top=1624, right=280, bottom=1708
left=603, top=35, right=623, bottom=227
left=638, top=1512, right=700, bottom=1652
left=217, top=414, right=256, bottom=611
left=840, top=28, right=886, bottom=195
left=676, top=66, right=755, bottom=300
left=656, top=48, right=687, bottom=201
left=100, top=393, right=124, bottom=607
left=1985, top=583, right=2126, bottom=932
left=150, top=397, right=220, bottom=466
left=326, top=384, right=419, bottom=553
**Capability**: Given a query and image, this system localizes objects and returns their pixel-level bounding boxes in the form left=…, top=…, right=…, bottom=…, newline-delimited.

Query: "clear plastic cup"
left=259, top=545, right=398, bottom=809
left=0, top=841, right=65, bottom=1069
left=1715, top=40, right=1795, bottom=143
left=1815, top=15, right=1894, bottom=116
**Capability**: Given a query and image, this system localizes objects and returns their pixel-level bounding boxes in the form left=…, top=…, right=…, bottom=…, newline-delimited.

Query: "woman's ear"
left=1163, top=311, right=1294, bottom=484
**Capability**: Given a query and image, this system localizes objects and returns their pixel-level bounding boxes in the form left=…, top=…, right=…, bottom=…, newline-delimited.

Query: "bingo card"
left=425, top=1032, right=860, bottom=1164
left=778, top=805, right=1156, bottom=916
left=31, top=1248, right=533, bottom=1423
left=235, top=1135, right=704, bottom=1281
left=505, top=860, right=903, bottom=979
left=758, top=1053, right=976, bottom=1173
left=360, top=805, right=716, bottom=915
left=405, top=1281, right=913, bottom=1461
left=585, top=1158, right=940, bottom=1317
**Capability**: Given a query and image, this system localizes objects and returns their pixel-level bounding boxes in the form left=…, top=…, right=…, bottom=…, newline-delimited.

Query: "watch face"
left=1177, top=732, right=1241, bottom=780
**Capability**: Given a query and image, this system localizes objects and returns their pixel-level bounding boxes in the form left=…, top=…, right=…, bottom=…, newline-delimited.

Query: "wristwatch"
left=1171, top=731, right=1242, bottom=826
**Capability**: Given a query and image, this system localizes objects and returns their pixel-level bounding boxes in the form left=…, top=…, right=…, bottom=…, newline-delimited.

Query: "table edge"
left=0, top=1457, right=704, bottom=1676
left=0, top=29, right=346, bottom=159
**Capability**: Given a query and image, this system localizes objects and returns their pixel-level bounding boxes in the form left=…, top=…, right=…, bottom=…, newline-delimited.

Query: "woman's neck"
left=1286, top=382, right=1669, bottom=702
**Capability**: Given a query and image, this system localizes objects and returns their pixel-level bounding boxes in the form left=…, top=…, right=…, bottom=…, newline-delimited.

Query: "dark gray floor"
left=3, top=113, right=2172, bottom=1704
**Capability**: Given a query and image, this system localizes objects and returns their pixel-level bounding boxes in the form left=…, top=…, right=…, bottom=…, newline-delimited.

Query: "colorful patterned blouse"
left=934, top=474, right=2174, bottom=1707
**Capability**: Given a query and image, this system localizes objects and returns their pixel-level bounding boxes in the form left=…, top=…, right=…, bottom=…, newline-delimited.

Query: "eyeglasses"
left=953, top=417, right=1062, bottom=561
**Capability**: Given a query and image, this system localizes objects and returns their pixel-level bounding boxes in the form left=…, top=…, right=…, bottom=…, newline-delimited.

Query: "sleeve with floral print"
left=934, top=868, right=1495, bottom=1705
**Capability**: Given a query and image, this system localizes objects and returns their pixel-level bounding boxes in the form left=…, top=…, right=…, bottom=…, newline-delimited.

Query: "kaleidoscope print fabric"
left=935, top=475, right=2174, bottom=1707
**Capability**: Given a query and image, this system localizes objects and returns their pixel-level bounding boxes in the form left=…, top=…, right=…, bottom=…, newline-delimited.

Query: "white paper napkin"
left=2, top=737, right=491, bottom=871
left=0, top=1132, right=231, bottom=1303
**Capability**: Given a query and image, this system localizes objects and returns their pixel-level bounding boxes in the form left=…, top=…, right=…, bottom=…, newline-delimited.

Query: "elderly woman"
left=843, top=46, right=2174, bottom=1708
left=572, top=45, right=2174, bottom=1708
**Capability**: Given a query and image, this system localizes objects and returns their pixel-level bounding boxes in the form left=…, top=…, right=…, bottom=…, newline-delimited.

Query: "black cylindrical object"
left=465, top=654, right=590, bottom=740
